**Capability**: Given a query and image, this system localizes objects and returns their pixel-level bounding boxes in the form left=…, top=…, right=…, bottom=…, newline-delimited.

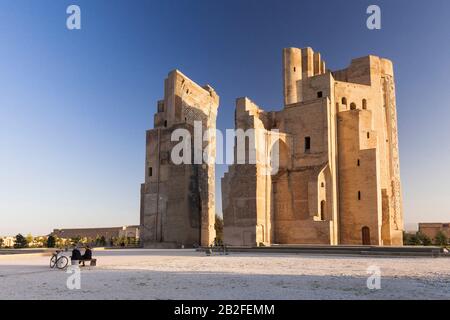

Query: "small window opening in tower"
left=357, top=159, right=360, bottom=166
left=305, top=137, right=311, bottom=152
left=350, top=103, right=356, bottom=110
left=317, top=91, right=323, bottom=98
left=367, top=132, right=370, bottom=139
left=321, top=182, right=325, bottom=188
left=164, top=120, right=167, bottom=127
left=358, top=191, right=361, bottom=200
left=362, top=99, right=367, bottom=110
left=320, top=200, right=325, bottom=221
left=293, top=67, right=296, bottom=72
left=342, top=97, right=347, bottom=105
left=149, top=167, right=153, bottom=177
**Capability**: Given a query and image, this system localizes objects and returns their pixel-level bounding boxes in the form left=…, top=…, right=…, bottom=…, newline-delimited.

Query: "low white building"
left=119, top=225, right=140, bottom=239
left=1, top=237, right=16, bottom=248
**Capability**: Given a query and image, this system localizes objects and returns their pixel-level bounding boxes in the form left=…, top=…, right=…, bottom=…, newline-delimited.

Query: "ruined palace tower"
left=140, top=70, right=219, bottom=248
left=222, top=47, right=404, bottom=246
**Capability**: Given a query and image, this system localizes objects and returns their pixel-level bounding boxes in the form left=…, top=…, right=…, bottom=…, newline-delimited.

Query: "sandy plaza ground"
left=0, top=249, right=449, bottom=300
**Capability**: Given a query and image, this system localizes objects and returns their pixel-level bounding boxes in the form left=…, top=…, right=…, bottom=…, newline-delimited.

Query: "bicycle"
left=49, top=250, right=69, bottom=269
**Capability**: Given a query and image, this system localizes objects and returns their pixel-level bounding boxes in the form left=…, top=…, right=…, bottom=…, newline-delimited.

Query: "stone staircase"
left=209, top=245, right=448, bottom=257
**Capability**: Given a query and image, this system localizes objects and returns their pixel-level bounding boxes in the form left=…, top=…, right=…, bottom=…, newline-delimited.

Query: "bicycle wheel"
left=50, top=255, right=57, bottom=268
left=56, top=256, right=69, bottom=269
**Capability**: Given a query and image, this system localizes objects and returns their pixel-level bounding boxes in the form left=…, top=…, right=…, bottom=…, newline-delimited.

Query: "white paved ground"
left=0, top=249, right=449, bottom=300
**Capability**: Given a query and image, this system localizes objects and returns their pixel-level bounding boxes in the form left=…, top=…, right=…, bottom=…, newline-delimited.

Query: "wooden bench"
left=80, top=258, right=97, bottom=266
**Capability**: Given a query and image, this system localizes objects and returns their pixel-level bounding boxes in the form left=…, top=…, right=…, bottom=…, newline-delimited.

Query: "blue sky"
left=1, top=0, right=449, bottom=235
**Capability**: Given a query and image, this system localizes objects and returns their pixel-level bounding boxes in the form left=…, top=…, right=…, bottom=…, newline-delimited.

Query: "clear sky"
left=1, top=0, right=449, bottom=235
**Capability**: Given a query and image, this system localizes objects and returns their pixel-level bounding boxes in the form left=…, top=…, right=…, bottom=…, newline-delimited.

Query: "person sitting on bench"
left=71, top=246, right=82, bottom=262
left=80, top=245, right=92, bottom=266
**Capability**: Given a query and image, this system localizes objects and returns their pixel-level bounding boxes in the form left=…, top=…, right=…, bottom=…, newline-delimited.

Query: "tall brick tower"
left=140, top=70, right=219, bottom=248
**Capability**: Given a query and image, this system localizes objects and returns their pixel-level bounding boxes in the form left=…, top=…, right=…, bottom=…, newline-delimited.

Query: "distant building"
left=51, top=225, right=140, bottom=240
left=419, top=223, right=450, bottom=239
left=1, top=237, right=16, bottom=248
left=119, top=225, right=140, bottom=239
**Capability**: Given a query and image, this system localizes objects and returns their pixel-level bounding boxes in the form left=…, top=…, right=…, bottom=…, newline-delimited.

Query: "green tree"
left=119, top=236, right=127, bottom=247
left=41, top=237, right=48, bottom=247
left=47, top=235, right=56, bottom=248
left=35, top=236, right=47, bottom=247
left=403, top=232, right=421, bottom=245
left=70, top=236, right=81, bottom=246
left=14, top=234, right=28, bottom=248
left=403, top=231, right=412, bottom=245
left=55, top=237, right=69, bottom=248
left=26, top=234, right=34, bottom=247
left=113, top=236, right=128, bottom=247
left=417, top=232, right=432, bottom=246
left=94, top=235, right=107, bottom=247
left=434, top=231, right=448, bottom=246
